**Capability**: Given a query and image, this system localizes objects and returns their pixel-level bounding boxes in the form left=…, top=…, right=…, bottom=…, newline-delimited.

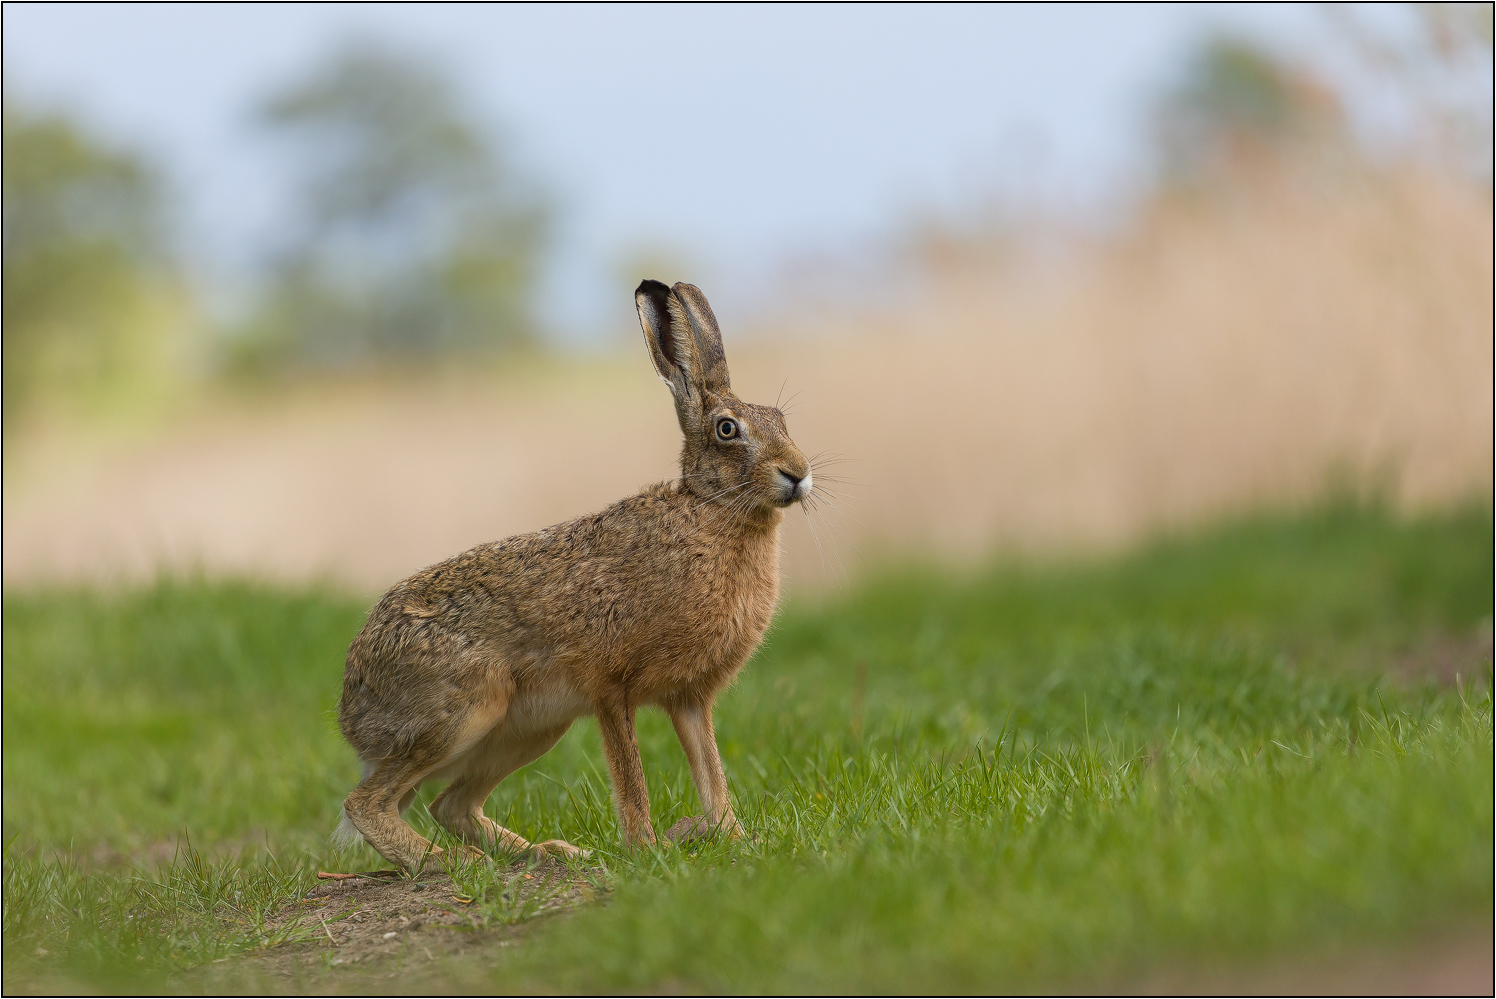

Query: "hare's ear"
left=670, top=283, right=731, bottom=394
left=635, top=279, right=695, bottom=397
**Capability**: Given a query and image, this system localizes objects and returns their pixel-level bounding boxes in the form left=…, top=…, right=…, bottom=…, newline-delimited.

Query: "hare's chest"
left=690, top=545, right=780, bottom=664
left=621, top=517, right=782, bottom=691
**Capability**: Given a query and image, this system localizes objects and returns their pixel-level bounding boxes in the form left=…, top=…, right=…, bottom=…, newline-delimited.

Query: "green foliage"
left=2, top=846, right=319, bottom=974
left=482, top=712, right=1490, bottom=994
left=1153, top=35, right=1346, bottom=185
left=1, top=100, right=179, bottom=421
left=2, top=502, right=1491, bottom=992
left=1, top=581, right=364, bottom=850
left=232, top=42, right=548, bottom=376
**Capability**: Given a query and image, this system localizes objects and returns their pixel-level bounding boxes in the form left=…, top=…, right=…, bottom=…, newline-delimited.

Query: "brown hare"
left=335, top=280, right=812, bottom=871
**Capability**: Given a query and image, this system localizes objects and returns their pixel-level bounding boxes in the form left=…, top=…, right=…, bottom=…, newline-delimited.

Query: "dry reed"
left=4, top=171, right=1490, bottom=592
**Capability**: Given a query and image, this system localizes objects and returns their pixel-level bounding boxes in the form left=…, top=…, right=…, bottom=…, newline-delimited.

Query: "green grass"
left=3, top=500, right=1492, bottom=993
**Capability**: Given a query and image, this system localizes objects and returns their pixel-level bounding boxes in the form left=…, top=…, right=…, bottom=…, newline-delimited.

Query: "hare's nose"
left=777, top=468, right=812, bottom=499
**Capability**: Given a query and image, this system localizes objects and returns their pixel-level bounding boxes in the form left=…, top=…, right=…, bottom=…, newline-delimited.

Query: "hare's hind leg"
left=342, top=689, right=512, bottom=872
left=343, top=757, right=469, bottom=873
left=430, top=722, right=588, bottom=859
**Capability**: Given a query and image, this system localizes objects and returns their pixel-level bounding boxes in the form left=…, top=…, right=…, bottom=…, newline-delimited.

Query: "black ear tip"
left=635, top=279, right=670, bottom=298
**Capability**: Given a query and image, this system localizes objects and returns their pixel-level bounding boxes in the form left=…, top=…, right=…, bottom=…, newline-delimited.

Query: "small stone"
left=383, top=931, right=398, bottom=939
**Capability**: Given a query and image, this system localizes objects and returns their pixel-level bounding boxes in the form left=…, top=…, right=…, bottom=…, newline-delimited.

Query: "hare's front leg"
left=594, top=692, right=656, bottom=845
left=430, top=722, right=588, bottom=859
left=665, top=698, right=745, bottom=842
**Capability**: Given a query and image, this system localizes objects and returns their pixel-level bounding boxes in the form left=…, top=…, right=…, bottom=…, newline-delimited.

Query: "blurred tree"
left=238, top=43, right=548, bottom=374
left=1327, top=2, right=1494, bottom=183
left=3, top=99, right=175, bottom=421
left=1153, top=36, right=1347, bottom=188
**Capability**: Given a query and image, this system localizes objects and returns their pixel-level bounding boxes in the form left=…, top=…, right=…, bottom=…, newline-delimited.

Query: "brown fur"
left=337, top=281, right=812, bottom=870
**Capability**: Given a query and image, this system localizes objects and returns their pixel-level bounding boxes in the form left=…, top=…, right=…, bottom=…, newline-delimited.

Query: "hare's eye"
left=716, top=419, right=738, bottom=440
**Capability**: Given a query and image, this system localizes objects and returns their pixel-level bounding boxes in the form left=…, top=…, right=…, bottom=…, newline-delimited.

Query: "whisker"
left=809, top=489, right=869, bottom=534
left=804, top=478, right=863, bottom=504
left=697, top=491, right=759, bottom=539
left=806, top=504, right=852, bottom=586
left=812, top=497, right=866, bottom=557
left=708, top=489, right=761, bottom=547
left=799, top=502, right=841, bottom=586
left=811, top=496, right=861, bottom=513
left=697, top=481, right=755, bottom=504
left=805, top=498, right=860, bottom=579
left=802, top=485, right=864, bottom=547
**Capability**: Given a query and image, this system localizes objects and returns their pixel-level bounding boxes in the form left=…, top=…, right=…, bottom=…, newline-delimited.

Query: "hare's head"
left=636, top=280, right=811, bottom=513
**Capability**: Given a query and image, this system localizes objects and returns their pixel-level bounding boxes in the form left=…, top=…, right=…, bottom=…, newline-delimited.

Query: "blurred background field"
left=3, top=4, right=1491, bottom=590
left=2, top=3, right=1492, bottom=994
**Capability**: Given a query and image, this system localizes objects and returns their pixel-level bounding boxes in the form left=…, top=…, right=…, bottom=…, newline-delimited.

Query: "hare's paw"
left=532, top=838, right=591, bottom=860
left=664, top=815, right=745, bottom=843
left=664, top=815, right=710, bottom=842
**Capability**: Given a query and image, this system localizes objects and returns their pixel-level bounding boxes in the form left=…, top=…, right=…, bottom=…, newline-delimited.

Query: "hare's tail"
left=329, top=757, right=377, bottom=848
left=331, top=807, right=363, bottom=849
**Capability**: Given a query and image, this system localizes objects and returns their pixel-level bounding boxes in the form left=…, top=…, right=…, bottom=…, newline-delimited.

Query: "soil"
left=195, top=858, right=599, bottom=991
left=179, top=856, right=1492, bottom=994
left=1133, top=926, right=1495, bottom=997
left=1393, top=628, right=1495, bottom=686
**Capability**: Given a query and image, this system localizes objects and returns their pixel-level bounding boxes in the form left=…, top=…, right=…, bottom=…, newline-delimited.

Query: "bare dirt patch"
left=1133, top=926, right=1495, bottom=997
left=1393, top=627, right=1495, bottom=686
left=201, top=859, right=599, bottom=991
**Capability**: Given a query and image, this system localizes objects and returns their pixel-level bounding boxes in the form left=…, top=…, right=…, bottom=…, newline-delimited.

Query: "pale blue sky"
left=3, top=3, right=1397, bottom=337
